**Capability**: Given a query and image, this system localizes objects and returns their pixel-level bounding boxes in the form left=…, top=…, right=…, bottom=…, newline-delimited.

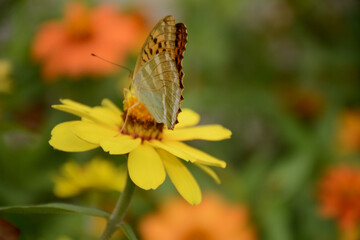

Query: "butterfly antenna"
left=91, top=53, right=132, bottom=73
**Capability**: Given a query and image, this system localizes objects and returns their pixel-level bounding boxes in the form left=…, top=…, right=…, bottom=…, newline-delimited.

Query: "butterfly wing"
left=132, top=15, right=187, bottom=128
left=173, top=22, right=187, bottom=93
left=133, top=52, right=181, bottom=129
left=133, top=15, right=176, bottom=75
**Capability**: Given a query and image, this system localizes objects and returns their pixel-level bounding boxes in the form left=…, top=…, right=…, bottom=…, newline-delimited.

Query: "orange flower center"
left=121, top=95, right=164, bottom=141
left=65, top=3, right=93, bottom=41
left=182, top=227, right=215, bottom=240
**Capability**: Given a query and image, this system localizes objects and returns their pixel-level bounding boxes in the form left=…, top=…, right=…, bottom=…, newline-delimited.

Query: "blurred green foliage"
left=0, top=0, right=359, bottom=239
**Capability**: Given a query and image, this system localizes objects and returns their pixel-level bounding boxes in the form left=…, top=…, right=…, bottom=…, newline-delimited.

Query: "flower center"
left=121, top=95, right=164, bottom=141
left=181, top=227, right=215, bottom=240
left=64, top=3, right=93, bottom=41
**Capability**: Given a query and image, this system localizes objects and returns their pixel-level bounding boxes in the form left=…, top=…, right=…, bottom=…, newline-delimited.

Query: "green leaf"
left=0, top=203, right=110, bottom=218
left=119, top=222, right=138, bottom=240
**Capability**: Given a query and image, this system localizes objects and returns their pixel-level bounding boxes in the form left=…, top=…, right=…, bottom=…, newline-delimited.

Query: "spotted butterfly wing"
left=131, top=15, right=187, bottom=129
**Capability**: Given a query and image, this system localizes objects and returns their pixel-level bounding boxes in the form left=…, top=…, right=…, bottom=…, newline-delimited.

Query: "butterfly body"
left=129, top=15, right=187, bottom=130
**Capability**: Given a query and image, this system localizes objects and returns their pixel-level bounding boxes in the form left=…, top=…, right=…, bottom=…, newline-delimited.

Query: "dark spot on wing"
left=144, top=50, right=149, bottom=59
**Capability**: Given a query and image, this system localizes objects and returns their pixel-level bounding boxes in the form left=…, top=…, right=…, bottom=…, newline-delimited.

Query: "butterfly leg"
left=123, top=88, right=135, bottom=98
left=120, top=101, right=140, bottom=133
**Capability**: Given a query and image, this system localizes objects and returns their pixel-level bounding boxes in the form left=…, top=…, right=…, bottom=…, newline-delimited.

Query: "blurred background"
left=0, top=0, right=359, bottom=239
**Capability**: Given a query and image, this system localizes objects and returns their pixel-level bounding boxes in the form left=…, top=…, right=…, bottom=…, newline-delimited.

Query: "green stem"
left=99, top=171, right=135, bottom=240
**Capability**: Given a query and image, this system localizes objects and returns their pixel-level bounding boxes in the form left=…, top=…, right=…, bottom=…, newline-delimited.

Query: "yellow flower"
left=0, top=60, right=13, bottom=93
left=49, top=97, right=231, bottom=205
left=53, top=157, right=126, bottom=198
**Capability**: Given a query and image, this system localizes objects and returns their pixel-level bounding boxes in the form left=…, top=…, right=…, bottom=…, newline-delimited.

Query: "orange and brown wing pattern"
left=132, top=15, right=187, bottom=129
left=173, top=22, right=187, bottom=124
left=174, top=23, right=187, bottom=90
left=133, top=15, right=177, bottom=75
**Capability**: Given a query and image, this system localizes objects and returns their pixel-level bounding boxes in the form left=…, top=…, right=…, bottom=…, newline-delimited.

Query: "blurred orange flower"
left=139, top=194, right=257, bottom=240
left=337, top=110, right=360, bottom=153
left=317, top=166, right=360, bottom=231
left=280, top=86, right=325, bottom=122
left=32, top=2, right=146, bottom=81
left=0, top=217, right=20, bottom=240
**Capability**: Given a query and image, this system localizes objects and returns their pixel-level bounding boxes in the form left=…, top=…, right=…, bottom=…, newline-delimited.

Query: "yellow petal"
left=49, top=121, right=98, bottom=152
left=128, top=144, right=165, bottom=190
left=60, top=99, right=92, bottom=112
left=72, top=121, right=117, bottom=144
left=52, top=105, right=105, bottom=127
left=90, top=107, right=123, bottom=127
left=100, top=135, right=141, bottom=154
left=195, top=163, right=221, bottom=184
left=101, top=99, right=122, bottom=115
left=175, top=109, right=200, bottom=129
left=52, top=104, right=90, bottom=119
left=52, top=99, right=92, bottom=118
left=164, top=125, right=232, bottom=141
left=174, top=142, right=226, bottom=168
left=84, top=157, right=126, bottom=192
left=155, top=140, right=226, bottom=168
left=150, top=140, right=192, bottom=162
left=54, top=99, right=122, bottom=128
left=158, top=149, right=202, bottom=205
left=53, top=161, right=83, bottom=198
left=53, top=176, right=81, bottom=198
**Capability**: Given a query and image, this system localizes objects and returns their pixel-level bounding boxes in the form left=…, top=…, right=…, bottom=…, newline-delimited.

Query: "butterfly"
left=128, top=15, right=187, bottom=130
